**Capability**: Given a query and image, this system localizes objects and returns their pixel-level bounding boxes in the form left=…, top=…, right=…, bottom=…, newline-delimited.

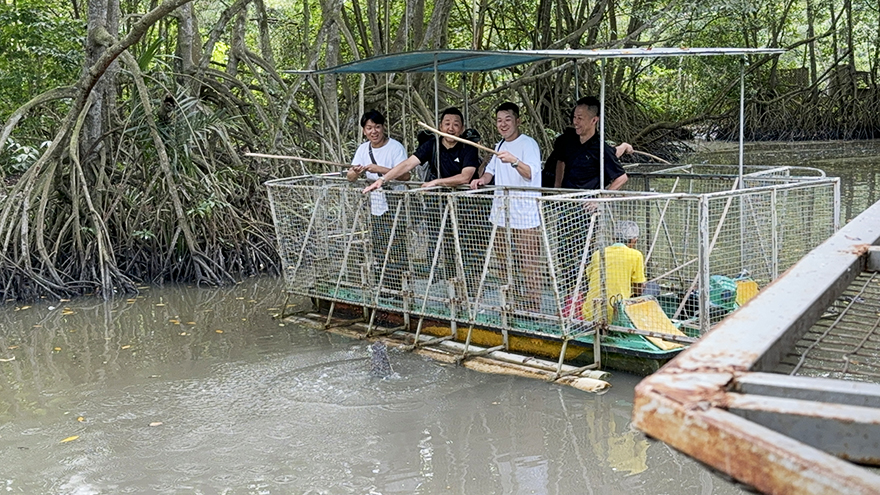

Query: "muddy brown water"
left=2, top=141, right=879, bottom=494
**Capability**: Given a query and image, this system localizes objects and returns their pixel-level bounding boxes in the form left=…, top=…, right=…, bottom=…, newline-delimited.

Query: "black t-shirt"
left=542, top=127, right=577, bottom=187
left=558, top=133, right=626, bottom=189
left=414, top=139, right=480, bottom=182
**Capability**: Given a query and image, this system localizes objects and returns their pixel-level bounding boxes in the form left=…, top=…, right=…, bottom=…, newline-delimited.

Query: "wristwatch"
left=511, top=159, right=520, bottom=168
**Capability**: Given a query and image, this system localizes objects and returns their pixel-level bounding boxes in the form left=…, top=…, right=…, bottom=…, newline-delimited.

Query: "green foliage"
left=0, top=0, right=84, bottom=121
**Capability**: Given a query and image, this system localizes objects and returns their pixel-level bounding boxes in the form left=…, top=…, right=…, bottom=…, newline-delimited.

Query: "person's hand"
left=362, top=178, right=383, bottom=193
left=421, top=180, right=439, bottom=188
left=496, top=150, right=517, bottom=164
left=616, top=142, right=634, bottom=156
left=583, top=201, right=599, bottom=213
left=470, top=178, right=486, bottom=189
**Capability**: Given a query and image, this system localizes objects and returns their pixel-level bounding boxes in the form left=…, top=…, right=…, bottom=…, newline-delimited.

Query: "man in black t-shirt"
left=551, top=97, right=633, bottom=190
left=361, top=107, right=480, bottom=282
left=362, top=107, right=479, bottom=193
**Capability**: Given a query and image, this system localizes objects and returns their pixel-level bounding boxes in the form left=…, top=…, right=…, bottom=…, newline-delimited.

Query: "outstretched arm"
left=362, top=155, right=420, bottom=193
left=423, top=167, right=477, bottom=188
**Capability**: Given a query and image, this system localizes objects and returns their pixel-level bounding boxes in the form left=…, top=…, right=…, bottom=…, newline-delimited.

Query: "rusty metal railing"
left=632, top=199, right=880, bottom=494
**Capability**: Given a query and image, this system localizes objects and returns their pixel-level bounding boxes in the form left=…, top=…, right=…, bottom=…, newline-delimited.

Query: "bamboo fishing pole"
left=244, top=152, right=352, bottom=169
left=631, top=150, right=671, bottom=164
left=416, top=121, right=500, bottom=155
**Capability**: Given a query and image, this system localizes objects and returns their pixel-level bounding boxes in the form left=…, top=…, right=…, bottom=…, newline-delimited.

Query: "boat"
left=264, top=48, right=840, bottom=380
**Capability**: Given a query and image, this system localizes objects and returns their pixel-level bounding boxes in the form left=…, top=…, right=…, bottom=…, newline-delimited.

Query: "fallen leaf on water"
left=149, top=422, right=163, bottom=427
left=155, top=303, right=165, bottom=307
left=179, top=332, right=187, bottom=336
left=62, top=309, right=75, bottom=315
left=186, top=322, right=196, bottom=325
left=7, top=345, right=18, bottom=349
left=77, top=417, right=84, bottom=422
left=215, top=329, right=224, bottom=334
left=169, top=319, right=180, bottom=324
left=32, top=325, right=41, bottom=328
left=60, top=436, right=79, bottom=443
left=16, top=306, right=31, bottom=311
left=236, top=297, right=244, bottom=300
left=53, top=347, right=62, bottom=351
left=126, top=299, right=137, bottom=303
left=0, top=357, right=15, bottom=362
left=121, top=345, right=131, bottom=350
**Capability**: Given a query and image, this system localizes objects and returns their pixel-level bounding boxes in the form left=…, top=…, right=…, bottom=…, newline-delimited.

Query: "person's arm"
left=632, top=250, right=646, bottom=296
left=554, top=160, right=565, bottom=188
left=423, top=167, right=476, bottom=188
left=496, top=150, right=532, bottom=180
left=362, top=163, right=410, bottom=181
left=476, top=155, right=492, bottom=178
left=470, top=172, right=494, bottom=189
left=615, top=142, right=634, bottom=158
left=362, top=155, right=420, bottom=193
left=604, top=144, right=628, bottom=190
left=607, top=173, right=628, bottom=190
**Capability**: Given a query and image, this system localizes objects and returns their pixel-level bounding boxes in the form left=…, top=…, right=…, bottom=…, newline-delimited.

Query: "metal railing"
left=267, top=167, right=839, bottom=373
left=632, top=198, right=880, bottom=494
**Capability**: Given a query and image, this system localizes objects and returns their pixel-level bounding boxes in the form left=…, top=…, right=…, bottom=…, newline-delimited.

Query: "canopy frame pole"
left=434, top=55, right=441, bottom=181
left=463, top=74, right=469, bottom=127
left=599, top=58, right=606, bottom=190
left=738, top=56, right=746, bottom=188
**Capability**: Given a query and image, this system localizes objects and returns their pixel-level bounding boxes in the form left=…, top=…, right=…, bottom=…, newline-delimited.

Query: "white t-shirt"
left=351, top=138, right=408, bottom=215
left=484, top=134, right=542, bottom=228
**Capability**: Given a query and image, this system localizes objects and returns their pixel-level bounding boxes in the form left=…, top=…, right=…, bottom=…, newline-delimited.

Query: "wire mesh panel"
left=537, top=191, right=700, bottom=351
left=267, top=176, right=373, bottom=305
left=266, top=174, right=840, bottom=367
left=626, top=164, right=827, bottom=195
left=699, top=180, right=840, bottom=332
left=776, top=270, right=880, bottom=382
left=776, top=182, right=839, bottom=270
left=449, top=187, right=561, bottom=338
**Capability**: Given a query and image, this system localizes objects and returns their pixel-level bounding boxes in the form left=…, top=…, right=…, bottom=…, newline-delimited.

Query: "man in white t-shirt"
left=470, top=102, right=543, bottom=311
left=347, top=110, right=409, bottom=290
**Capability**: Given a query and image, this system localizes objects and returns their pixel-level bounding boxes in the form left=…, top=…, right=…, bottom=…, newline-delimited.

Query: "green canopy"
left=284, top=47, right=785, bottom=74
